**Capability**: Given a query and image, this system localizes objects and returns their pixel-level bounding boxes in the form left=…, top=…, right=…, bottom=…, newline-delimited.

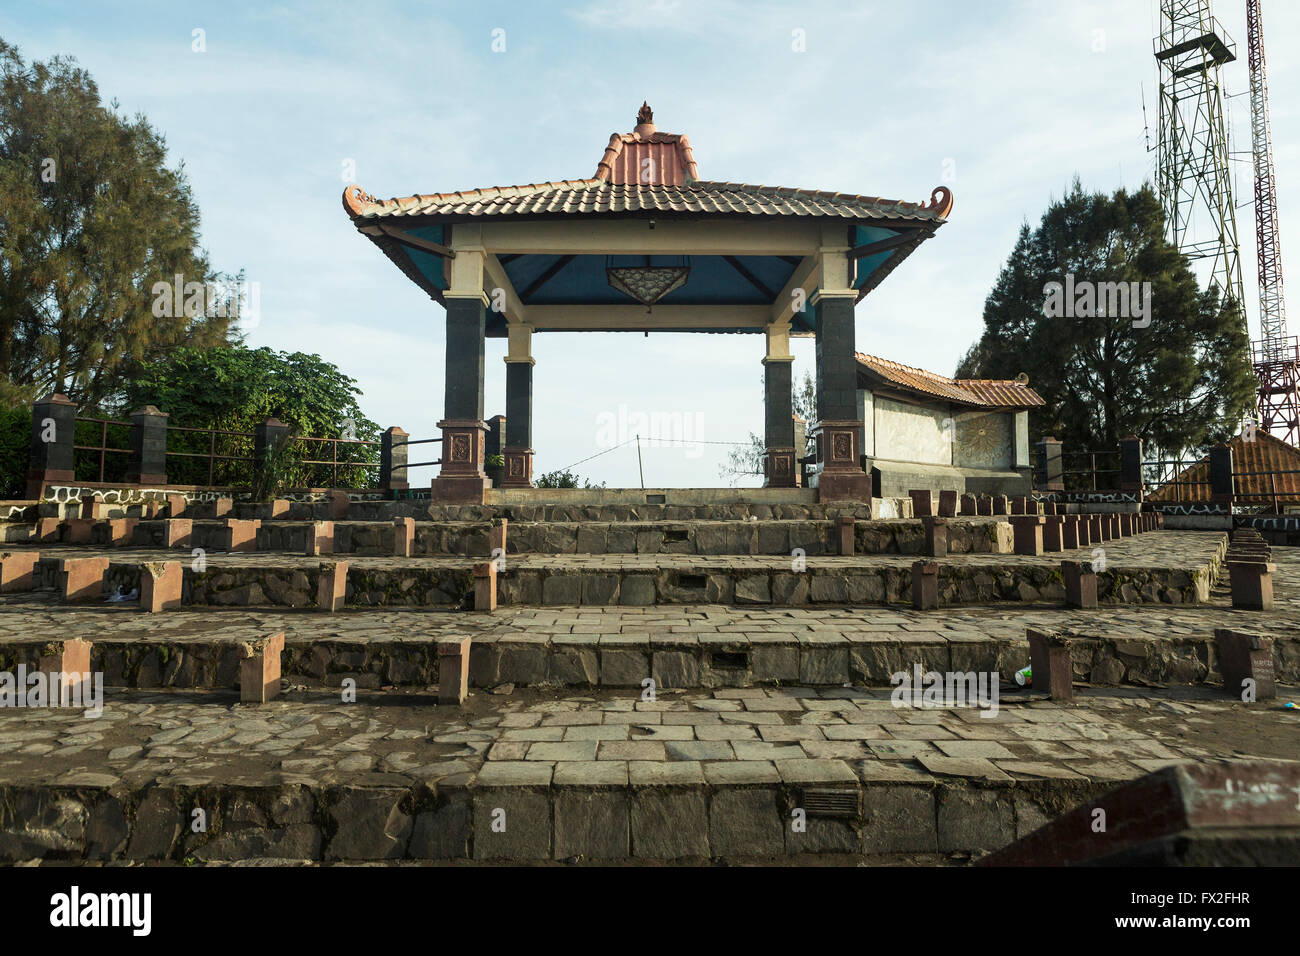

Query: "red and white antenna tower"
left=1247, top=0, right=1298, bottom=443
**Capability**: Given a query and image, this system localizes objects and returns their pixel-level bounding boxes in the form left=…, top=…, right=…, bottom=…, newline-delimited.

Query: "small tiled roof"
left=343, top=179, right=951, bottom=224
left=1147, top=431, right=1300, bottom=504
left=595, top=102, right=700, bottom=185
left=855, top=352, right=1045, bottom=409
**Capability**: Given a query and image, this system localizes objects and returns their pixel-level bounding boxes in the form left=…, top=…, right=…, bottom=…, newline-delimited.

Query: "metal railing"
left=164, top=424, right=256, bottom=486
left=73, top=416, right=131, bottom=483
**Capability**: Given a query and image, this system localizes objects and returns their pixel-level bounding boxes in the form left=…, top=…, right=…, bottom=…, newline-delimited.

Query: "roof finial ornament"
left=637, top=101, right=653, bottom=125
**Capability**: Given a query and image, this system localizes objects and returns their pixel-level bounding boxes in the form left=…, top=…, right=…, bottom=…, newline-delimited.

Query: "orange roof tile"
left=1147, top=431, right=1300, bottom=504
left=855, top=352, right=1045, bottom=409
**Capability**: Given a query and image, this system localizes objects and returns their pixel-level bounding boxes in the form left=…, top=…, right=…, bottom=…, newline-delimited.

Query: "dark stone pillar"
left=380, top=426, right=408, bottom=493
left=812, top=294, right=868, bottom=501
left=500, top=360, right=534, bottom=488
left=1036, top=436, right=1064, bottom=491
left=1120, top=435, right=1143, bottom=497
left=127, top=405, right=169, bottom=485
left=1209, top=443, right=1234, bottom=505
left=434, top=295, right=490, bottom=503
left=763, top=358, right=795, bottom=487
left=254, top=418, right=291, bottom=486
left=27, top=393, right=77, bottom=499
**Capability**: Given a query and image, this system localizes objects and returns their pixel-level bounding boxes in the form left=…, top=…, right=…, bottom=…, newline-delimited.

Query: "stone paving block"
left=861, top=786, right=938, bottom=853
left=710, top=788, right=783, bottom=857
left=554, top=761, right=629, bottom=786
left=239, top=631, right=284, bottom=704
left=140, top=560, right=182, bottom=612
left=703, top=761, right=781, bottom=784
left=751, top=645, right=799, bottom=682
left=600, top=649, right=649, bottom=686
left=555, top=788, right=629, bottom=860
left=528, top=741, right=598, bottom=762
left=473, top=788, right=551, bottom=861
left=628, top=761, right=705, bottom=785
left=600, top=740, right=666, bottom=761
left=549, top=647, right=599, bottom=686
left=409, top=792, right=471, bottom=859
left=936, top=788, right=1016, bottom=852
left=317, top=560, right=348, bottom=612
left=325, top=787, right=412, bottom=860
left=631, top=788, right=709, bottom=859
left=652, top=650, right=701, bottom=689
left=0, top=551, right=39, bottom=592
left=800, top=647, right=850, bottom=684
left=475, top=762, right=553, bottom=786
left=776, top=758, right=858, bottom=784
left=58, top=556, right=110, bottom=603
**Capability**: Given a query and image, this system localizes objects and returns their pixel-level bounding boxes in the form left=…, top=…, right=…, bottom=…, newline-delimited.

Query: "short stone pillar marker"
left=106, top=517, right=137, bottom=547
left=438, top=637, right=471, bottom=705
left=960, top=493, right=977, bottom=516
left=165, top=494, right=187, bottom=518
left=911, top=560, right=939, bottom=610
left=1213, top=629, right=1275, bottom=700
left=393, top=517, right=415, bottom=557
left=163, top=518, right=193, bottom=549
left=39, top=638, right=93, bottom=705
left=922, top=516, right=948, bottom=558
left=909, top=490, right=933, bottom=518
left=1060, top=514, right=1080, bottom=550
left=1010, top=515, right=1045, bottom=556
left=0, top=551, right=40, bottom=592
left=267, top=499, right=291, bottom=519
left=1228, top=560, right=1275, bottom=611
left=1026, top=628, right=1073, bottom=701
left=977, top=496, right=993, bottom=517
left=305, top=520, right=335, bottom=557
left=1075, top=515, right=1091, bottom=548
left=1010, top=496, right=1028, bottom=515
left=212, top=496, right=233, bottom=518
left=491, top=517, right=509, bottom=557
left=78, top=496, right=103, bottom=520
left=474, top=561, right=498, bottom=612
left=329, top=490, right=350, bottom=521
left=1042, top=515, right=1065, bottom=552
left=59, top=556, right=110, bottom=603
left=240, top=632, right=285, bottom=704
left=836, top=515, right=854, bottom=556
left=35, top=518, right=60, bottom=543
left=223, top=518, right=260, bottom=552
left=317, top=561, right=348, bottom=612
left=1091, top=514, right=1108, bottom=542
left=1061, top=560, right=1098, bottom=609
left=937, top=490, right=958, bottom=518
left=992, top=495, right=1009, bottom=516
left=140, top=561, right=183, bottom=612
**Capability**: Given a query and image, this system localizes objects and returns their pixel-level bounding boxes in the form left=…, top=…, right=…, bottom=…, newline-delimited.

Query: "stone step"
left=0, top=623, right=1290, bottom=691
left=0, top=684, right=1232, bottom=863
left=4, top=544, right=1217, bottom=610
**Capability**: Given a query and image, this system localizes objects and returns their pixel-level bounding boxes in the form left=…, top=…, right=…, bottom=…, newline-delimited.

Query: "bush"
left=534, top=469, right=604, bottom=489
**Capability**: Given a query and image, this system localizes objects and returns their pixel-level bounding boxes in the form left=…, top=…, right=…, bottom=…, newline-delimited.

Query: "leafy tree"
left=0, top=39, right=234, bottom=411
left=720, top=370, right=817, bottom=483
left=955, top=181, right=1256, bottom=457
left=120, top=346, right=379, bottom=487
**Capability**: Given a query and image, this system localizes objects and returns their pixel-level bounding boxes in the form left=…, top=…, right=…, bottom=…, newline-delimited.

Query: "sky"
left=4, top=0, right=1298, bottom=487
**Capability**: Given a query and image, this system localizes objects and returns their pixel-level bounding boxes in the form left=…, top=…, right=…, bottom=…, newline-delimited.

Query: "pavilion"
left=343, top=103, right=954, bottom=503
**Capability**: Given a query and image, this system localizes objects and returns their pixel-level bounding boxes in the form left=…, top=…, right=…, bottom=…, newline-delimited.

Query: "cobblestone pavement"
left=3, top=529, right=1228, bottom=571
left=3, top=684, right=1293, bottom=792
left=2, top=596, right=1298, bottom=649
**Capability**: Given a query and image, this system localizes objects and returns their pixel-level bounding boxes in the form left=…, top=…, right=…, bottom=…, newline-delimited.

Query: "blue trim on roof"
left=851, top=225, right=900, bottom=290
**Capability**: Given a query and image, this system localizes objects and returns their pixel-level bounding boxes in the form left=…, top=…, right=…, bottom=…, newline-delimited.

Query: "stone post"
left=812, top=292, right=868, bottom=501
left=240, top=632, right=285, bottom=704
left=380, top=426, right=409, bottom=493
left=911, top=561, right=939, bottom=610
left=1213, top=629, right=1275, bottom=700
left=501, top=321, right=535, bottom=489
left=1209, top=443, right=1234, bottom=506
left=435, top=293, right=491, bottom=503
left=1061, top=560, right=1098, bottom=609
left=1027, top=628, right=1073, bottom=701
left=763, top=333, right=797, bottom=486
left=836, top=515, right=854, bottom=555
left=1035, top=436, right=1063, bottom=492
left=27, top=393, right=77, bottom=499
left=1120, top=435, right=1143, bottom=498
left=1010, top=515, right=1045, bottom=556
left=922, top=517, right=948, bottom=558
left=438, top=637, right=471, bottom=705
left=127, top=405, right=169, bottom=485
left=254, top=418, right=291, bottom=487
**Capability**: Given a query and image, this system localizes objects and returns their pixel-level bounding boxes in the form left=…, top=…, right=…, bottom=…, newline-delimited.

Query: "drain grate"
left=801, top=788, right=859, bottom=818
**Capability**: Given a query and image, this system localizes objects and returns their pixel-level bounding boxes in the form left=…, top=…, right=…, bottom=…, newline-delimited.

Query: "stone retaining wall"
left=0, top=778, right=1106, bottom=863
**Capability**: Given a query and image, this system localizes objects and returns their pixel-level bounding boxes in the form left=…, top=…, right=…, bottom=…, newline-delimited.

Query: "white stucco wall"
left=873, top=396, right=953, bottom=465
